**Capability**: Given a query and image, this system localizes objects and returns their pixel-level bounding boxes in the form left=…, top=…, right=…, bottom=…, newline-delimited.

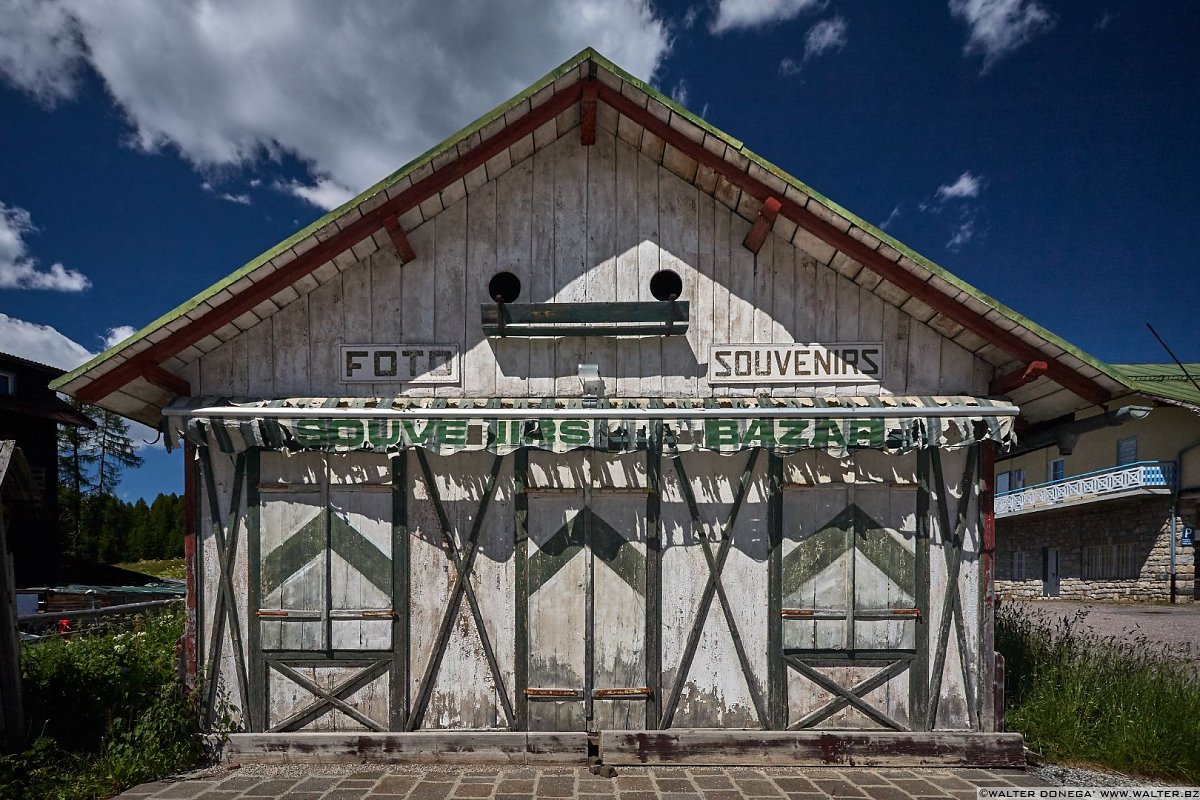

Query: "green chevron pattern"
left=261, top=510, right=391, bottom=598
left=782, top=503, right=914, bottom=598
left=529, top=507, right=644, bottom=595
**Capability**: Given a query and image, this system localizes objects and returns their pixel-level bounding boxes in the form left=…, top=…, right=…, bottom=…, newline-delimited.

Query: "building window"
left=1117, top=436, right=1138, bottom=465
left=0, top=370, right=14, bottom=395
left=1012, top=550, right=1028, bottom=580
left=996, top=469, right=1024, bottom=495
left=1050, top=458, right=1065, bottom=482
left=1082, top=543, right=1140, bottom=579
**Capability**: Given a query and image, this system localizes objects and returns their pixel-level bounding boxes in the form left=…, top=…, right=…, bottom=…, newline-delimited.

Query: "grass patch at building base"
left=997, top=601, right=1200, bottom=783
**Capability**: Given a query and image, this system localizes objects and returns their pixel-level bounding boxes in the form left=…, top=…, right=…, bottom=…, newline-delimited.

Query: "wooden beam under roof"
left=382, top=214, right=416, bottom=263
left=989, top=361, right=1048, bottom=396
left=742, top=196, right=782, bottom=254
left=580, top=80, right=598, bottom=146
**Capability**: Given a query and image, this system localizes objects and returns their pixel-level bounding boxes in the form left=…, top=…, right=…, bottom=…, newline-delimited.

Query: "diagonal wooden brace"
left=269, top=660, right=387, bottom=732
left=784, top=655, right=905, bottom=731
left=408, top=452, right=513, bottom=731
left=382, top=214, right=417, bottom=263
left=742, top=196, right=782, bottom=254
left=789, top=659, right=909, bottom=730
left=661, top=450, right=768, bottom=729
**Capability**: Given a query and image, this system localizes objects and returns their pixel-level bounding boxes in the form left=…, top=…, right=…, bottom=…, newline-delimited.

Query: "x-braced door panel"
left=255, top=452, right=396, bottom=732
left=780, top=456, right=920, bottom=732
left=658, top=450, right=771, bottom=730
left=406, top=450, right=515, bottom=730
left=525, top=450, right=650, bottom=732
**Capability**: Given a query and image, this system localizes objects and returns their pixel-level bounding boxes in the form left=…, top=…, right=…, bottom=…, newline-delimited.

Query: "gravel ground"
left=1014, top=599, right=1200, bottom=656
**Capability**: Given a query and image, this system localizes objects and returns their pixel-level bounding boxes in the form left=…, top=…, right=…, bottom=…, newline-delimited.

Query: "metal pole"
left=170, top=403, right=1018, bottom=421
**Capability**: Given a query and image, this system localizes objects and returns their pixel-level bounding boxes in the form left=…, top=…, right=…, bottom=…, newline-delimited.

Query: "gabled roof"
left=51, top=48, right=1133, bottom=425
left=1113, top=363, right=1200, bottom=409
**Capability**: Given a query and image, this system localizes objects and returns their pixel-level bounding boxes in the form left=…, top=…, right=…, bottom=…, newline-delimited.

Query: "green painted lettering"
left=559, top=419, right=590, bottom=446
left=439, top=419, right=468, bottom=445
left=705, top=419, right=740, bottom=447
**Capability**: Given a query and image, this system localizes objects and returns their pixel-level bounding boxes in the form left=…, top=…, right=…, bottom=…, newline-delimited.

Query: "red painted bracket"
left=989, top=360, right=1048, bottom=396
left=742, top=196, right=782, bottom=254
left=383, top=214, right=417, bottom=263
left=143, top=363, right=191, bottom=396
left=580, top=80, right=599, bottom=146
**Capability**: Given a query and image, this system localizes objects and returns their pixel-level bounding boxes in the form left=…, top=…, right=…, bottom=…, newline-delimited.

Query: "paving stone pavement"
left=115, top=765, right=1051, bottom=799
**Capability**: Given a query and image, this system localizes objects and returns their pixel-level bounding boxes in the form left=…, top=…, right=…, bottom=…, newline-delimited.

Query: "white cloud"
left=103, top=325, right=137, bottom=349
left=0, top=312, right=93, bottom=370
left=949, top=0, right=1054, bottom=73
left=0, top=1, right=670, bottom=210
left=670, top=78, right=690, bottom=107
left=880, top=205, right=902, bottom=230
left=936, top=171, right=983, bottom=200
left=804, top=16, right=848, bottom=61
left=0, top=0, right=85, bottom=106
left=0, top=201, right=91, bottom=291
left=947, top=217, right=976, bottom=251
left=711, top=0, right=826, bottom=33
left=779, top=58, right=802, bottom=76
left=1094, top=11, right=1117, bottom=31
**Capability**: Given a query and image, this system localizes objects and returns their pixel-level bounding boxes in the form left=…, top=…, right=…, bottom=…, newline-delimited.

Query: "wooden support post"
left=391, top=454, right=410, bottom=731
left=183, top=440, right=199, bottom=691
left=767, top=451, right=785, bottom=729
left=980, top=442, right=998, bottom=732
left=742, top=197, right=782, bottom=255
left=580, top=81, right=598, bottom=146
left=144, top=363, right=191, bottom=397
left=514, top=447, right=529, bottom=731
left=383, top=215, right=417, bottom=264
left=246, top=450, right=264, bottom=732
left=989, top=360, right=1048, bottom=396
left=644, top=422, right=662, bottom=730
left=911, top=449, right=931, bottom=731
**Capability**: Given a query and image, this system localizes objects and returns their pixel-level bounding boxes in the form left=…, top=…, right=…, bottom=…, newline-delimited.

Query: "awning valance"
left=166, top=396, right=1016, bottom=457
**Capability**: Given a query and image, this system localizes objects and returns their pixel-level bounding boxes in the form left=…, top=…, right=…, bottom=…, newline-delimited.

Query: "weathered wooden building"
left=52, top=50, right=1137, bottom=766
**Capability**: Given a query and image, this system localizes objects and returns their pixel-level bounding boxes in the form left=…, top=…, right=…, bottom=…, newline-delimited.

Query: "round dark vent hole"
left=488, top=271, right=522, bottom=303
left=650, top=269, right=683, bottom=301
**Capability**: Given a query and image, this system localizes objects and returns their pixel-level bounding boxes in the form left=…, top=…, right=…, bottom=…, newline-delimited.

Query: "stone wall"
left=995, top=495, right=1197, bottom=602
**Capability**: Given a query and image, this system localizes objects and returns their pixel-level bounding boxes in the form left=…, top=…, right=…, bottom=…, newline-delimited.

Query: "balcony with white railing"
left=995, top=461, right=1176, bottom=518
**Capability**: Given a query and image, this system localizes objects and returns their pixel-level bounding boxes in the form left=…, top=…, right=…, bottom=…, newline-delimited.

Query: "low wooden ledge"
left=600, top=730, right=1026, bottom=768
left=219, top=731, right=587, bottom=765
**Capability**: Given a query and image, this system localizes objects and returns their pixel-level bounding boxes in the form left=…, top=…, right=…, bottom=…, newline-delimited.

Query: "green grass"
left=997, top=601, right=1200, bottom=783
left=113, top=558, right=186, bottom=581
left=0, top=609, right=204, bottom=800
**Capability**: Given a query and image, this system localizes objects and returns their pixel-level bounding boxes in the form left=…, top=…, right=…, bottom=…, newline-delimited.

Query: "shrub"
left=997, top=601, right=1200, bottom=783
left=0, top=610, right=203, bottom=800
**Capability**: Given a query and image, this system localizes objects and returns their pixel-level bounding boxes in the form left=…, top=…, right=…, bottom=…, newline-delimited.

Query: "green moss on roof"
left=53, top=46, right=1132, bottom=399
left=1112, top=363, right=1200, bottom=406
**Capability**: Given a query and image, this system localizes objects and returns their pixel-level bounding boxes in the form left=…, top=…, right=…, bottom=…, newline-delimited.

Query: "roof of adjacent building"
left=49, top=48, right=1141, bottom=426
left=1113, top=363, right=1200, bottom=408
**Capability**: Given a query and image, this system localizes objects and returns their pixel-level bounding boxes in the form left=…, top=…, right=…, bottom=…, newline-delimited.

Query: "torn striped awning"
left=165, top=395, right=1017, bottom=457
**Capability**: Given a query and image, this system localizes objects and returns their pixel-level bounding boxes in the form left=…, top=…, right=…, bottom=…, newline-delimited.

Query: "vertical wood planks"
left=528, top=137, right=557, bottom=397
left=495, top=158, right=533, bottom=395
left=614, top=137, right=641, bottom=397
left=554, top=135, right=588, bottom=396
left=584, top=130, right=618, bottom=381
left=637, top=145, right=662, bottom=396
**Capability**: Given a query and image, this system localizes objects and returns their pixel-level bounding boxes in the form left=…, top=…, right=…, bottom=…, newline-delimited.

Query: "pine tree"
left=57, top=399, right=99, bottom=556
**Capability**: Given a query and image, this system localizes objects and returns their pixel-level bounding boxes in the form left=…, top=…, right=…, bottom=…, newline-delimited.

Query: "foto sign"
left=708, top=343, right=884, bottom=384
left=340, top=344, right=460, bottom=384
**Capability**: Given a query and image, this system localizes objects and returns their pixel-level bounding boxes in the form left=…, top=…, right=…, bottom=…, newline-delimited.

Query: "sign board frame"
left=707, top=342, right=885, bottom=385
left=339, top=344, right=461, bottom=385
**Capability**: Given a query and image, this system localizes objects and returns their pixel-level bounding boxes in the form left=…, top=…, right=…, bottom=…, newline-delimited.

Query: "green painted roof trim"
left=54, top=46, right=1129, bottom=398
left=1112, top=364, right=1200, bottom=406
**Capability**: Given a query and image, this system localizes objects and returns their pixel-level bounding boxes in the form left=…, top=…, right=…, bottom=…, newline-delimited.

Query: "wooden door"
left=255, top=452, right=398, bottom=732
left=1042, top=547, right=1059, bottom=597
left=780, top=454, right=920, bottom=731
left=525, top=451, right=649, bottom=731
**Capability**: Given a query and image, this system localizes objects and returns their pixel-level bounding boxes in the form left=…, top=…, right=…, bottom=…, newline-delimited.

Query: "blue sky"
left=0, top=0, right=1196, bottom=501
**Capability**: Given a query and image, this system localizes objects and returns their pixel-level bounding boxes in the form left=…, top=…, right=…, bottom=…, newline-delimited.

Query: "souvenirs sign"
left=708, top=343, right=883, bottom=384
left=340, top=344, right=460, bottom=384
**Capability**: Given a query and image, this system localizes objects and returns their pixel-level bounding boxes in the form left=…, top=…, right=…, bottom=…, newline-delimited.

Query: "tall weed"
left=997, top=601, right=1200, bottom=782
left=0, top=610, right=202, bottom=800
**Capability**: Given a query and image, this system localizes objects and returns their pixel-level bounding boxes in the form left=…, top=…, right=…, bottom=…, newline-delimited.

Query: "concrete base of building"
left=216, top=730, right=1026, bottom=768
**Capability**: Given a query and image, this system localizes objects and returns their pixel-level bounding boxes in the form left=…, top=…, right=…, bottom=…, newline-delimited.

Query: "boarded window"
left=1011, top=550, right=1028, bottom=580
left=1117, top=436, right=1138, bottom=466
left=1082, top=543, right=1140, bottom=579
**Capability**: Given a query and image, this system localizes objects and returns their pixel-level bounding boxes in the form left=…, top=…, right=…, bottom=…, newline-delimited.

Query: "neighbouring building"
left=995, top=363, right=1199, bottom=602
left=52, top=49, right=1162, bottom=767
left=0, top=352, right=95, bottom=586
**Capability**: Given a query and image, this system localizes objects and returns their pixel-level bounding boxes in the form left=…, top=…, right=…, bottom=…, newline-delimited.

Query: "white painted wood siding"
left=193, top=128, right=991, bottom=400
